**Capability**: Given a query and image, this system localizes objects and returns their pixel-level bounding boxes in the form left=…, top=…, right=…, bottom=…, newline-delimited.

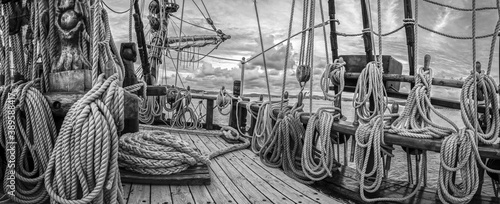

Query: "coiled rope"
left=320, top=58, right=346, bottom=101
left=251, top=100, right=286, bottom=153
left=44, top=74, right=125, bottom=204
left=388, top=66, right=459, bottom=138
left=301, top=107, right=341, bottom=181
left=0, top=80, right=57, bottom=204
left=119, top=130, right=209, bottom=175
left=125, top=125, right=250, bottom=175
left=352, top=62, right=388, bottom=124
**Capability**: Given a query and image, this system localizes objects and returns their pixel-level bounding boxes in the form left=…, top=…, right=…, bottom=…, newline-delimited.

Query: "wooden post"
left=206, top=99, right=214, bottom=130
left=403, top=0, right=416, bottom=88
left=328, top=0, right=342, bottom=115
left=240, top=57, right=245, bottom=96
left=229, top=80, right=241, bottom=129
left=120, top=43, right=139, bottom=134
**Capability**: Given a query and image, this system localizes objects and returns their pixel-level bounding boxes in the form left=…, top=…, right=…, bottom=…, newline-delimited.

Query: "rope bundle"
left=119, top=130, right=209, bottom=175
left=321, top=58, right=346, bottom=101
left=388, top=66, right=459, bottom=138
left=0, top=80, right=57, bottom=204
left=352, top=62, right=388, bottom=124
left=301, top=107, right=341, bottom=181
left=259, top=103, right=312, bottom=184
left=251, top=100, right=285, bottom=153
left=215, top=88, right=232, bottom=116
left=44, top=74, right=125, bottom=204
left=355, top=113, right=425, bottom=202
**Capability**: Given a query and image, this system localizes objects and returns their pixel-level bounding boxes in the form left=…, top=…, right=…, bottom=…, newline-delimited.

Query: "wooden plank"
left=188, top=185, right=214, bottom=204
left=184, top=134, right=257, bottom=204
left=151, top=185, right=173, bottom=204
left=127, top=184, right=150, bottom=204
left=182, top=133, right=241, bottom=204
left=120, top=165, right=210, bottom=185
left=122, top=183, right=132, bottom=202
left=223, top=138, right=342, bottom=204
left=171, top=185, right=195, bottom=204
left=343, top=73, right=463, bottom=88
left=194, top=134, right=274, bottom=203
left=207, top=136, right=319, bottom=204
left=49, top=70, right=92, bottom=92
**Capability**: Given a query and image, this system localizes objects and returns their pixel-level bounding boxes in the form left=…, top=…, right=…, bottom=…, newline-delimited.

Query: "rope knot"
left=403, top=18, right=415, bottom=25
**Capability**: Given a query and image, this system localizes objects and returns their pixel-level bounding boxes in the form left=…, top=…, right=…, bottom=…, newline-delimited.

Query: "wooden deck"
left=122, top=131, right=344, bottom=204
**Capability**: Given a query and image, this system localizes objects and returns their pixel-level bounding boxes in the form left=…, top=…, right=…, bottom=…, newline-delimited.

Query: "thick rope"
left=260, top=102, right=312, bottom=184
left=44, top=74, right=125, bottom=204
left=0, top=80, right=57, bottom=204
left=388, top=67, right=459, bottom=138
left=321, top=59, right=345, bottom=101
left=119, top=131, right=209, bottom=175
left=352, top=62, right=388, bottom=124
left=301, top=107, right=341, bottom=181
left=355, top=113, right=426, bottom=202
left=251, top=100, right=286, bottom=153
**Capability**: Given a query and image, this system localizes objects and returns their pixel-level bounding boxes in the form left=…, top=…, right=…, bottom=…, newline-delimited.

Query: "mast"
left=133, top=0, right=153, bottom=84
left=328, top=0, right=342, bottom=112
left=403, top=0, right=415, bottom=88
left=360, top=0, right=374, bottom=62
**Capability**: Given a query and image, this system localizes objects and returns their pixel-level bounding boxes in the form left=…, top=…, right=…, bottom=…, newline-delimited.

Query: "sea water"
left=203, top=95, right=497, bottom=198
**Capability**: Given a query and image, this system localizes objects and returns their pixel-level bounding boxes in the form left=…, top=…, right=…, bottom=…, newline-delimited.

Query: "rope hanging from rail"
left=321, top=58, right=345, bottom=101
left=388, top=66, right=459, bottom=138
left=352, top=62, right=388, bottom=124
left=302, top=107, right=341, bottom=181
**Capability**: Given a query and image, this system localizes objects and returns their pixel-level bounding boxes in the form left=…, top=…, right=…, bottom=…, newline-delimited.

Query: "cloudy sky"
left=105, top=0, right=500, bottom=99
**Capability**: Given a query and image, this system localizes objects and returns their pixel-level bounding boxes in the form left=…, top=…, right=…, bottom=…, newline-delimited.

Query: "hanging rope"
left=44, top=74, right=125, bottom=204
left=352, top=62, right=388, bottom=124
left=0, top=80, right=57, bottom=204
left=215, top=87, right=233, bottom=116
left=301, top=107, right=341, bottom=181
left=320, top=58, right=345, bottom=101
left=251, top=100, right=286, bottom=153
left=355, top=113, right=426, bottom=202
left=388, top=66, right=459, bottom=138
left=253, top=0, right=272, bottom=101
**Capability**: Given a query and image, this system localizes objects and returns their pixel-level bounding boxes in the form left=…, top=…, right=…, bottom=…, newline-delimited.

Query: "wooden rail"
left=343, top=72, right=464, bottom=88
left=238, top=101, right=500, bottom=160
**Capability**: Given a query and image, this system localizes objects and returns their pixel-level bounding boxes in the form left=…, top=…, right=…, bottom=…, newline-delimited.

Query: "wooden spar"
left=403, top=0, right=416, bottom=88
left=343, top=72, right=463, bottom=88
left=328, top=0, right=342, bottom=113
left=133, top=0, right=153, bottom=85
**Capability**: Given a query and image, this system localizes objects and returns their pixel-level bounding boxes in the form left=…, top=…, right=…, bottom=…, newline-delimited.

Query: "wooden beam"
left=343, top=72, right=463, bottom=88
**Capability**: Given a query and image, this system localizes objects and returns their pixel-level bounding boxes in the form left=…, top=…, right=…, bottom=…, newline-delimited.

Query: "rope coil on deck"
left=119, top=130, right=209, bottom=175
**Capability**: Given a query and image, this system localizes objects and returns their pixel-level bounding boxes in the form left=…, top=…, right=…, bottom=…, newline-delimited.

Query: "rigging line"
left=318, top=0, right=329, bottom=64
left=200, top=0, right=212, bottom=19
left=253, top=0, right=272, bottom=101
left=280, top=0, right=296, bottom=112
left=192, top=0, right=208, bottom=20
left=175, top=0, right=186, bottom=87
left=246, top=19, right=337, bottom=63
left=103, top=0, right=133, bottom=14
left=423, top=0, right=497, bottom=11
left=170, top=14, right=216, bottom=32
